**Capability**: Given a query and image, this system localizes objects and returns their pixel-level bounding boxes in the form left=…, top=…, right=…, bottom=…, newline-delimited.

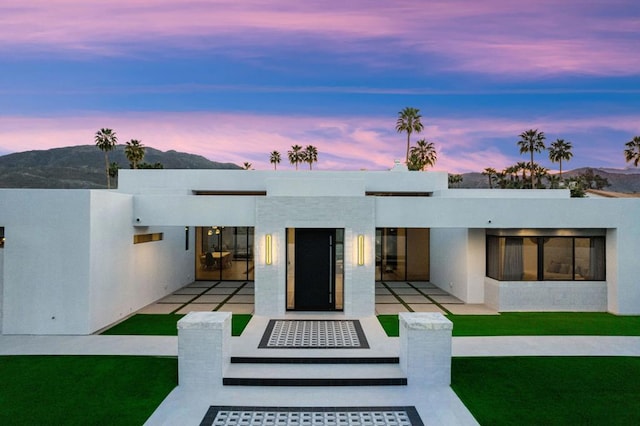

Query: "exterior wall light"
left=357, top=234, right=365, bottom=266
left=265, top=234, right=273, bottom=265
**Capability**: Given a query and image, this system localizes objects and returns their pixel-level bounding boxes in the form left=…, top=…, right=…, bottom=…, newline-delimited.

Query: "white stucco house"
left=1, top=168, right=639, bottom=335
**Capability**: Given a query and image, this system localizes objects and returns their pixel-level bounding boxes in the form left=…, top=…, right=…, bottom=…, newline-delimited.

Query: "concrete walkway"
left=2, top=334, right=639, bottom=357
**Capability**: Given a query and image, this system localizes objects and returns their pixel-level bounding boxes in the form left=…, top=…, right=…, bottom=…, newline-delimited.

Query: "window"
left=486, top=230, right=605, bottom=281
left=375, top=228, right=430, bottom=281
left=133, top=233, right=163, bottom=244
left=0, top=227, right=4, bottom=248
left=195, top=226, right=255, bottom=281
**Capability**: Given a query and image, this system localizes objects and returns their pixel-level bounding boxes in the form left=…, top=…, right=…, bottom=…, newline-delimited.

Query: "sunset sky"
left=1, top=0, right=639, bottom=172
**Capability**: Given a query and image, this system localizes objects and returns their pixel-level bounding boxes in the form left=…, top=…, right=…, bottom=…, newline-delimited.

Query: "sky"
left=0, top=0, right=639, bottom=172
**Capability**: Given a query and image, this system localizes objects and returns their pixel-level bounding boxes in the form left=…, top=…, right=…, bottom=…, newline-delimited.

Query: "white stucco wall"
left=0, top=190, right=195, bottom=335
left=88, top=192, right=194, bottom=332
left=484, top=278, right=608, bottom=311
left=429, top=228, right=468, bottom=299
left=118, top=169, right=449, bottom=195
left=1, top=190, right=93, bottom=334
left=255, top=196, right=376, bottom=317
left=428, top=228, right=485, bottom=303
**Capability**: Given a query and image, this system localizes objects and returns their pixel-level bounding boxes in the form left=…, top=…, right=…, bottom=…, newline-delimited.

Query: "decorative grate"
left=200, top=406, right=423, bottom=426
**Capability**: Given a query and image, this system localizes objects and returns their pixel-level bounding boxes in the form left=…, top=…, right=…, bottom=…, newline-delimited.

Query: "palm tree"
left=108, top=162, right=119, bottom=187
left=624, top=136, right=640, bottom=167
left=303, top=145, right=318, bottom=170
left=409, top=139, right=437, bottom=171
left=515, top=161, right=529, bottom=186
left=288, top=145, right=303, bottom=170
left=531, top=164, right=549, bottom=188
left=406, top=153, right=424, bottom=171
left=94, top=128, right=118, bottom=189
left=482, top=167, right=497, bottom=189
left=124, top=139, right=145, bottom=169
left=269, top=151, right=281, bottom=170
left=504, top=165, right=519, bottom=186
left=548, top=139, right=573, bottom=178
left=547, top=174, right=561, bottom=189
left=495, top=171, right=508, bottom=188
left=448, top=174, right=463, bottom=188
left=396, top=107, right=424, bottom=164
left=517, top=129, right=546, bottom=188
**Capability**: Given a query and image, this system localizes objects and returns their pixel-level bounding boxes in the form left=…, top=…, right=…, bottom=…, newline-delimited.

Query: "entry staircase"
left=223, top=316, right=408, bottom=386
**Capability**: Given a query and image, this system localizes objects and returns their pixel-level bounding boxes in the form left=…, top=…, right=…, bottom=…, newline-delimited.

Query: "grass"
left=377, top=312, right=640, bottom=337
left=452, top=356, right=640, bottom=425
left=101, top=313, right=253, bottom=336
left=0, top=355, right=177, bottom=426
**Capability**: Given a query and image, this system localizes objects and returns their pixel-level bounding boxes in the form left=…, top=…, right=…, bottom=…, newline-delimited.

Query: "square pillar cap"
left=399, top=312, right=453, bottom=330
left=178, top=311, right=231, bottom=330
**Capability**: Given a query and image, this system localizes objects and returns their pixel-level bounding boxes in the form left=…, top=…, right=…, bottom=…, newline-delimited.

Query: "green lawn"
left=452, top=356, right=640, bottom=425
left=0, top=355, right=177, bottom=426
left=101, top=313, right=253, bottom=336
left=377, top=312, right=640, bottom=337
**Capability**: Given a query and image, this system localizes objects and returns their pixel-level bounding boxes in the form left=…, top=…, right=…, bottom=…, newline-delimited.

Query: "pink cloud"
left=1, top=111, right=637, bottom=173
left=1, top=1, right=638, bottom=76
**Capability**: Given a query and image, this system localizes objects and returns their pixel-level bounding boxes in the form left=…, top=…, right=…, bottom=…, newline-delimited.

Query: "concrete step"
left=223, top=363, right=407, bottom=386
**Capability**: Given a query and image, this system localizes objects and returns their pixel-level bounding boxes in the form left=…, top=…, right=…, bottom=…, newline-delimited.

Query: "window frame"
left=486, top=232, right=605, bottom=282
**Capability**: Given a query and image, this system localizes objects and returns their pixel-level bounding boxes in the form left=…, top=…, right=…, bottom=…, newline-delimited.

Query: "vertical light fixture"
left=357, top=234, right=365, bottom=266
left=265, top=234, right=272, bottom=265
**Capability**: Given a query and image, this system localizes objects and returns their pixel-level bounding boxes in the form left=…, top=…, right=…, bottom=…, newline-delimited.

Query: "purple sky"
left=1, top=0, right=639, bottom=172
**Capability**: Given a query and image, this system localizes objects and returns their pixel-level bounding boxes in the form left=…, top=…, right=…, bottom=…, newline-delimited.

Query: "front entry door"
left=294, top=228, right=335, bottom=310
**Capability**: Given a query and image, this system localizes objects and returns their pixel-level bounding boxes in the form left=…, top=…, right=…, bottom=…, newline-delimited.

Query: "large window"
left=487, top=230, right=605, bottom=281
left=195, top=226, right=254, bottom=281
left=375, top=228, right=429, bottom=281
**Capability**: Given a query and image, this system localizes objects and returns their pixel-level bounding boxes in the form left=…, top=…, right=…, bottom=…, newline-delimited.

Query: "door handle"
left=329, top=235, right=333, bottom=303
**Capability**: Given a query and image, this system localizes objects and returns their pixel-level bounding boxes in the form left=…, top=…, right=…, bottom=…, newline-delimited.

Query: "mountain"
left=458, top=167, right=640, bottom=193
left=0, top=145, right=241, bottom=189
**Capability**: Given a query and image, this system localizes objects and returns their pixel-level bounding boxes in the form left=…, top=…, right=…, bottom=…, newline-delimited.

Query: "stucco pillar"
left=177, top=311, right=231, bottom=390
left=399, top=312, right=453, bottom=387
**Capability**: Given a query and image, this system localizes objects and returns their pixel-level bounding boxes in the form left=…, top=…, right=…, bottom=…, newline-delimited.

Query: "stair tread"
left=224, top=363, right=406, bottom=379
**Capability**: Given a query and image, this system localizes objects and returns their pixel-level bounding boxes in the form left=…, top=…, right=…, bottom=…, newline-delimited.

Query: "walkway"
left=2, top=331, right=639, bottom=357
left=135, top=280, right=499, bottom=316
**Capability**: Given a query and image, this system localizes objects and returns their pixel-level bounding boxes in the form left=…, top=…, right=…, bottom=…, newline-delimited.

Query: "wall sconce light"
left=265, top=234, right=273, bottom=265
left=357, top=234, right=365, bottom=266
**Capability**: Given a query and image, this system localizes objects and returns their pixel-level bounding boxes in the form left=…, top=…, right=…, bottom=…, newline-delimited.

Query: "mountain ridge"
left=1, top=145, right=639, bottom=192
left=0, top=145, right=241, bottom=188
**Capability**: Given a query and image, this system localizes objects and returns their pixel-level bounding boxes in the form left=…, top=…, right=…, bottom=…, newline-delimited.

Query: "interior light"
left=357, top=234, right=365, bottom=266
left=265, top=234, right=272, bottom=265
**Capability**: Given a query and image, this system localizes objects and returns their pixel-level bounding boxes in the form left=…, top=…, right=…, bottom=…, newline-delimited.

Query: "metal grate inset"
left=201, top=406, right=423, bottom=426
left=258, top=320, right=369, bottom=349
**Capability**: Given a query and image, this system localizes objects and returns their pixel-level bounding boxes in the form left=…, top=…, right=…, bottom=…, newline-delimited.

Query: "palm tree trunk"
left=530, top=151, right=534, bottom=188
left=104, top=152, right=110, bottom=189
left=559, top=161, right=563, bottom=178
left=405, top=132, right=410, bottom=164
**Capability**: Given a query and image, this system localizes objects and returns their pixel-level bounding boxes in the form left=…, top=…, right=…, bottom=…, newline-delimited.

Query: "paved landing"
left=135, top=281, right=498, bottom=318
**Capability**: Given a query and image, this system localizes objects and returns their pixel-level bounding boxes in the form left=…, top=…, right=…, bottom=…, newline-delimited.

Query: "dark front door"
left=294, top=228, right=335, bottom=310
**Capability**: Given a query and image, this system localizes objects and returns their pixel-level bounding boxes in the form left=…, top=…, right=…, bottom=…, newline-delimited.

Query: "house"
left=1, top=168, right=639, bottom=335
